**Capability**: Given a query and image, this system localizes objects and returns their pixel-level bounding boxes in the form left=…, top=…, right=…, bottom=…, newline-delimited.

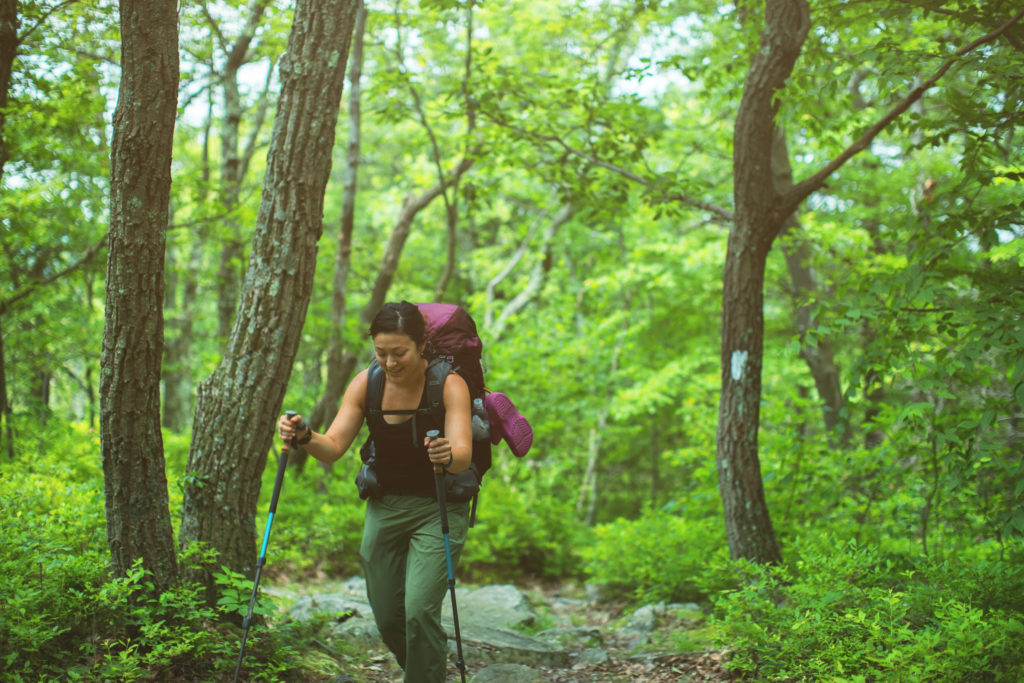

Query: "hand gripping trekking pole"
left=426, top=430, right=468, bottom=683
left=232, top=411, right=305, bottom=683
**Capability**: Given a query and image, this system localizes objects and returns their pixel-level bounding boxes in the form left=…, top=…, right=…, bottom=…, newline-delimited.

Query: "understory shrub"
left=0, top=423, right=325, bottom=681
left=460, top=479, right=585, bottom=582
left=712, top=538, right=1024, bottom=682
left=264, top=458, right=367, bottom=579
left=582, top=507, right=734, bottom=604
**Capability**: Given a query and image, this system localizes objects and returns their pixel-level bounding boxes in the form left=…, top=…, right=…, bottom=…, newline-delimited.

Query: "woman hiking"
left=277, top=301, right=472, bottom=682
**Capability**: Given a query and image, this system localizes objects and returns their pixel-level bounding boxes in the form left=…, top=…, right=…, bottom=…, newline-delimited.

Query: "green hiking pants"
left=360, top=494, right=469, bottom=683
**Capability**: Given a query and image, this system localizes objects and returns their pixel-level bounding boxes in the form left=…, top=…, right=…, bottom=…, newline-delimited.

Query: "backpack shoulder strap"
left=424, top=357, right=453, bottom=428
left=365, top=360, right=386, bottom=432
left=365, top=358, right=452, bottom=432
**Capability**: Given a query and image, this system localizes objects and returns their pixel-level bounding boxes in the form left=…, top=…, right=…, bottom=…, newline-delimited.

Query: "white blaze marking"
left=731, top=350, right=748, bottom=381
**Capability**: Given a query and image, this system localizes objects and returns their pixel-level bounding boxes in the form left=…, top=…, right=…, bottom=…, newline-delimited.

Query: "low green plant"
left=460, top=479, right=586, bottom=582
left=711, top=538, right=1024, bottom=682
left=264, top=462, right=367, bottom=579
left=0, top=423, right=338, bottom=681
left=582, top=506, right=734, bottom=605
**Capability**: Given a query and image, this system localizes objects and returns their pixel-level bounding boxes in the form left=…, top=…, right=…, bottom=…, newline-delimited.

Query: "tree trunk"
left=0, top=0, right=15, bottom=189
left=771, top=126, right=847, bottom=443
left=307, top=0, right=367, bottom=435
left=179, top=0, right=358, bottom=594
left=718, top=3, right=1020, bottom=564
left=101, top=0, right=180, bottom=592
left=486, top=205, right=572, bottom=339
left=362, top=158, right=474, bottom=327
left=717, top=0, right=809, bottom=564
left=0, top=317, right=11, bottom=459
left=0, top=0, right=15, bottom=452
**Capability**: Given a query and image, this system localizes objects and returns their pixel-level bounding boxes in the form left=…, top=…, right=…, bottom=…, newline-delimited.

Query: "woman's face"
left=373, top=332, right=424, bottom=380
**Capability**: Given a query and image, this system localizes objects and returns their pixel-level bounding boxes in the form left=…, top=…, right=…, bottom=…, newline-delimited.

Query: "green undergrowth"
left=0, top=422, right=350, bottom=682
left=710, top=537, right=1024, bottom=682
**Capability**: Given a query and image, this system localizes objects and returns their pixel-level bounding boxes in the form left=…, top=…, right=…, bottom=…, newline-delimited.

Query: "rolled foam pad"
left=483, top=392, right=533, bottom=458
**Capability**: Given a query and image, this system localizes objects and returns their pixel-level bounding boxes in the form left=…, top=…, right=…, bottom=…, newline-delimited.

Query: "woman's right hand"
left=277, top=413, right=306, bottom=443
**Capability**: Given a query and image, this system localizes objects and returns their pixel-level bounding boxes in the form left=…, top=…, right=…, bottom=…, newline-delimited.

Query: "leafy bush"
left=0, top=430, right=109, bottom=675
left=582, top=506, right=734, bottom=604
left=711, top=539, right=1024, bottom=682
left=0, top=423, right=330, bottom=681
left=460, top=478, right=586, bottom=582
left=263, top=461, right=367, bottom=579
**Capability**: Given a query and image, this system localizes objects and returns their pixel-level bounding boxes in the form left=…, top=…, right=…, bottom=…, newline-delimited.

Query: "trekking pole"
left=426, top=430, right=468, bottom=683
left=232, top=410, right=305, bottom=683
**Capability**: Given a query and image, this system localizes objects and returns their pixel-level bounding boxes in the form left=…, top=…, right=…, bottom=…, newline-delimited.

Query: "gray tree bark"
left=717, top=0, right=809, bottom=564
left=101, top=0, right=180, bottom=592
left=179, top=0, right=359, bottom=594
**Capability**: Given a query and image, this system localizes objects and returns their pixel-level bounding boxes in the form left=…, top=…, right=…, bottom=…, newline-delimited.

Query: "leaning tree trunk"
left=716, top=0, right=809, bottom=564
left=0, top=0, right=14, bottom=456
left=0, top=0, right=15, bottom=189
left=179, top=0, right=358, bottom=595
left=101, top=0, right=180, bottom=593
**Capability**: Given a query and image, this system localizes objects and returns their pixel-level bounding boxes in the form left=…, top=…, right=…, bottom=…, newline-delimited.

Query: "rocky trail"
left=275, top=579, right=733, bottom=682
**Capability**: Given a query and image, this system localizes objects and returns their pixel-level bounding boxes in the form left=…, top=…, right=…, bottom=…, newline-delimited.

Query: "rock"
left=470, top=662, right=551, bottom=682
left=288, top=593, right=370, bottom=623
left=453, top=623, right=570, bottom=668
left=445, top=584, right=535, bottom=630
left=327, top=614, right=380, bottom=645
left=669, top=602, right=702, bottom=614
left=573, top=647, right=609, bottom=665
left=535, top=625, right=603, bottom=648
left=621, top=603, right=662, bottom=635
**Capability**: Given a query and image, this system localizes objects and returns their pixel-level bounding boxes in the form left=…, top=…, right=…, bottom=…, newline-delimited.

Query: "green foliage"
left=582, top=507, right=733, bottom=605
left=712, top=539, right=1024, bottom=682
left=4, top=0, right=1024, bottom=680
left=461, top=468, right=586, bottom=582
left=261, top=460, right=367, bottom=579
left=0, top=430, right=327, bottom=682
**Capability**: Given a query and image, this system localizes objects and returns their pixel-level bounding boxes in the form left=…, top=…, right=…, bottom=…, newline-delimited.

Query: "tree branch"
left=483, top=111, right=734, bottom=224
left=16, top=0, right=78, bottom=45
left=0, top=234, right=106, bottom=316
left=784, top=7, right=1024, bottom=215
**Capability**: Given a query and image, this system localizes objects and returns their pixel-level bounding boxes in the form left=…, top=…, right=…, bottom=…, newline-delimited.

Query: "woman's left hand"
left=425, top=435, right=454, bottom=468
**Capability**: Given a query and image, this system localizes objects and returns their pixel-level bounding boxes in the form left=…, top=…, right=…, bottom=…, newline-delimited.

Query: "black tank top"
left=370, top=386, right=442, bottom=497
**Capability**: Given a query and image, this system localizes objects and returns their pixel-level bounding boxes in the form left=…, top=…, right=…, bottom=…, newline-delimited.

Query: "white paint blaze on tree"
left=716, top=0, right=809, bottom=565
left=717, top=1, right=1023, bottom=563
left=178, top=0, right=360, bottom=595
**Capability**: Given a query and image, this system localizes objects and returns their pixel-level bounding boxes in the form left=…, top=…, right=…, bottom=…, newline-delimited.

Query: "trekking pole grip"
left=426, top=429, right=443, bottom=474
left=283, top=410, right=306, bottom=450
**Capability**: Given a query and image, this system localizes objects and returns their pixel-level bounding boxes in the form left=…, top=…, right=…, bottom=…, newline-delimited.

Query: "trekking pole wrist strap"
left=296, top=427, right=313, bottom=445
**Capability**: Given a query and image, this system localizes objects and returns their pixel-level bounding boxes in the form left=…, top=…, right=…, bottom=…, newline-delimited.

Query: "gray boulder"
left=470, top=662, right=551, bottom=682
left=445, top=584, right=535, bottom=630
left=288, top=593, right=369, bottom=623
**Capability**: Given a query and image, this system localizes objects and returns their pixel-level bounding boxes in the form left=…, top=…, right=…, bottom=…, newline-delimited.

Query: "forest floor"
left=318, top=581, right=735, bottom=683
